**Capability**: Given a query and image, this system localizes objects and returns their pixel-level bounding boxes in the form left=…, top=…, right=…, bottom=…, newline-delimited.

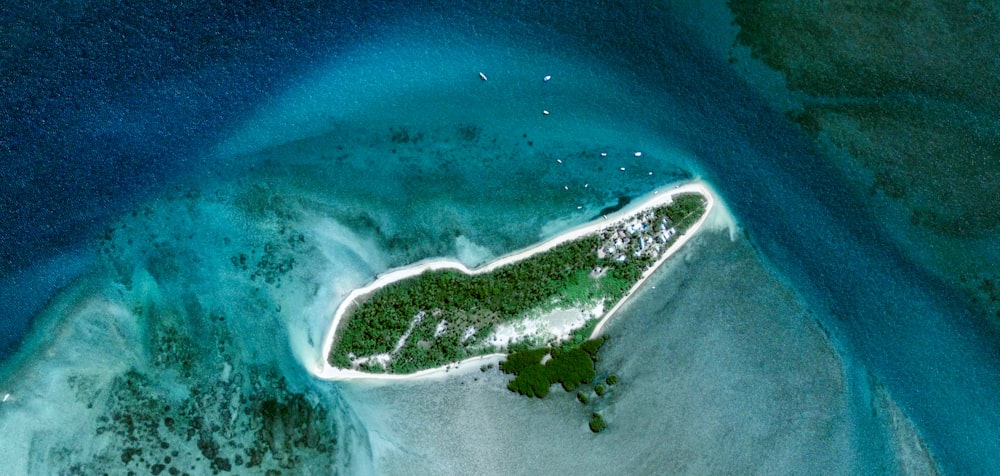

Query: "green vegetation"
left=606, top=374, right=618, bottom=386
left=580, top=336, right=608, bottom=357
left=589, top=413, right=608, bottom=433
left=552, top=317, right=603, bottom=355
left=663, top=194, right=708, bottom=233
left=500, top=337, right=607, bottom=398
left=594, top=384, right=606, bottom=397
left=577, top=391, right=589, bottom=404
left=329, top=194, right=707, bottom=373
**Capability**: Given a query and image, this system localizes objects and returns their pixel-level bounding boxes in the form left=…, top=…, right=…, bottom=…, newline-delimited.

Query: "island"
left=313, top=181, right=715, bottom=381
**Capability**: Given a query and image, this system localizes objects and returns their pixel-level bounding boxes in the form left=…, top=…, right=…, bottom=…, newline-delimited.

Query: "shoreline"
left=310, top=179, right=717, bottom=381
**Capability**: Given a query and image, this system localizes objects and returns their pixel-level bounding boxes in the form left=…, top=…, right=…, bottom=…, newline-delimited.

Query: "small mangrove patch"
left=499, top=336, right=607, bottom=398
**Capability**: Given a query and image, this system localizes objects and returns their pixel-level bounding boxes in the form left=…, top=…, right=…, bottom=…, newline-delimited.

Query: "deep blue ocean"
left=2, top=1, right=998, bottom=473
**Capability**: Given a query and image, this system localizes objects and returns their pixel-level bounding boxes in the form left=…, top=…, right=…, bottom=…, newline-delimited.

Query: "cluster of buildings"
left=595, top=206, right=677, bottom=264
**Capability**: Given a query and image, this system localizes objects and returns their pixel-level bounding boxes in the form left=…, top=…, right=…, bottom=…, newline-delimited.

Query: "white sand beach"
left=310, top=180, right=717, bottom=381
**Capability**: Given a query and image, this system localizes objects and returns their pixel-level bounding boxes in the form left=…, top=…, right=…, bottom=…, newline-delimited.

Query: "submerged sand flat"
left=341, top=232, right=937, bottom=474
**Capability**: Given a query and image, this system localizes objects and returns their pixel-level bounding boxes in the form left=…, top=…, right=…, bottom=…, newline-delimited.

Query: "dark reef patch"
left=728, top=0, right=1000, bottom=319
left=47, top=187, right=351, bottom=474
left=593, top=196, right=632, bottom=219
left=65, top=330, right=340, bottom=475
left=729, top=0, right=1000, bottom=237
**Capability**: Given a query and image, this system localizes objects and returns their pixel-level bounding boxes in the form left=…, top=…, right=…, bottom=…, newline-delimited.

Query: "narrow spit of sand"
left=310, top=180, right=718, bottom=381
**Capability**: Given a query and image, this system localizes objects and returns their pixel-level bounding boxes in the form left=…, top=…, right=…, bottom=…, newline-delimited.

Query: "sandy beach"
left=311, top=180, right=717, bottom=381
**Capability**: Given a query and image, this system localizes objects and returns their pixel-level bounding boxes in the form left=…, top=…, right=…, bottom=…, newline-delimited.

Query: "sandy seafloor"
left=1, top=1, right=998, bottom=474
left=343, top=232, right=934, bottom=474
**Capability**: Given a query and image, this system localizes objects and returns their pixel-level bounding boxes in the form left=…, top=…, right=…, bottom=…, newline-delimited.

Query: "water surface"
left=1, top=1, right=995, bottom=473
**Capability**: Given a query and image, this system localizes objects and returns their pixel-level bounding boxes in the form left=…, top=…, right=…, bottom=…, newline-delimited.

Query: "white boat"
left=479, top=72, right=488, bottom=81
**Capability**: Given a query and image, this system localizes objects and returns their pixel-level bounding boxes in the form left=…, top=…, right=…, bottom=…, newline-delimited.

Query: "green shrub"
left=606, top=374, right=618, bottom=386
left=580, top=336, right=607, bottom=357
left=501, top=337, right=608, bottom=399
left=506, top=364, right=551, bottom=398
left=546, top=348, right=596, bottom=392
left=499, top=348, right=547, bottom=375
left=595, top=384, right=606, bottom=397
left=589, top=413, right=607, bottom=433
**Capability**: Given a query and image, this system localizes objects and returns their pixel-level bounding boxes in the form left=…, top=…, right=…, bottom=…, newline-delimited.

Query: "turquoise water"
left=1, top=1, right=996, bottom=473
